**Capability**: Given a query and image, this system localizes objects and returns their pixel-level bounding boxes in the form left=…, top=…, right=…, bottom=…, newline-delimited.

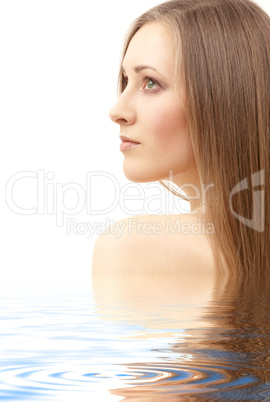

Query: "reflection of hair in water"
left=118, top=0, right=270, bottom=275
left=110, top=274, right=270, bottom=400
left=188, top=274, right=270, bottom=398
left=212, top=273, right=270, bottom=359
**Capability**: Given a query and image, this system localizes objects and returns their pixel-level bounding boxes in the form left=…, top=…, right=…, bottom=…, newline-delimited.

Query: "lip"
left=120, top=136, right=141, bottom=144
left=119, top=136, right=141, bottom=152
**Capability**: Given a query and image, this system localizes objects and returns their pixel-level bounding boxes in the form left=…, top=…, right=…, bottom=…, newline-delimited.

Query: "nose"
left=109, top=95, right=136, bottom=126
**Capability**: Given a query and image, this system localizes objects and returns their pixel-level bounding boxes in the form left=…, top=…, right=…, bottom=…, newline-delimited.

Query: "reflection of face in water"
left=92, top=272, right=270, bottom=400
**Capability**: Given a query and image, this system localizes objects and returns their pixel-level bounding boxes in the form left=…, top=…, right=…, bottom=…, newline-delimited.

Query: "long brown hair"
left=117, top=0, right=270, bottom=275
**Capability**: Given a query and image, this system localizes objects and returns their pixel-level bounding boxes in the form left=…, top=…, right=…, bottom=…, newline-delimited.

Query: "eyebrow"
left=121, top=64, right=164, bottom=78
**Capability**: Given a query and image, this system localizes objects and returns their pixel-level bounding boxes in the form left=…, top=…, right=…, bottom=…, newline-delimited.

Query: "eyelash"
left=121, top=75, right=128, bottom=91
left=142, top=77, right=160, bottom=92
left=121, top=75, right=160, bottom=93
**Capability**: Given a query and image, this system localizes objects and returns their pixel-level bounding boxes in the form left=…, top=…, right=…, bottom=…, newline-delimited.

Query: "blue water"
left=1, top=274, right=270, bottom=401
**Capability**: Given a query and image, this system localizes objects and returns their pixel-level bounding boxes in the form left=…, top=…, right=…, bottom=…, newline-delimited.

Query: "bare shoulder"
left=91, top=214, right=216, bottom=275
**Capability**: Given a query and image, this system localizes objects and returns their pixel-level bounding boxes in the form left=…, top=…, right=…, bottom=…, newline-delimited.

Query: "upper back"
left=92, top=213, right=216, bottom=275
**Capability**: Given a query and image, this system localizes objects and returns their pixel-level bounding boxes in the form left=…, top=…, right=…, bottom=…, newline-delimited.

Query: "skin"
left=109, top=22, right=202, bottom=211
left=92, top=22, right=216, bottom=275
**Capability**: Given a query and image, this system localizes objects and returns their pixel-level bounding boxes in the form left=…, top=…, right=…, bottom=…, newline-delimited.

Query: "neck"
left=190, top=199, right=204, bottom=212
left=168, top=172, right=204, bottom=213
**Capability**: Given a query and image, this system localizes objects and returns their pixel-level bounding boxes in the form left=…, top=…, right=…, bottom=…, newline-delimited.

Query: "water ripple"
left=0, top=363, right=135, bottom=401
left=1, top=281, right=270, bottom=401
left=112, top=361, right=270, bottom=400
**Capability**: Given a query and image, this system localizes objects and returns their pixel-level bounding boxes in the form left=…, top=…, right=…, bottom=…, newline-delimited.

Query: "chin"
left=123, top=165, right=165, bottom=184
left=123, top=173, right=149, bottom=183
left=123, top=166, right=148, bottom=183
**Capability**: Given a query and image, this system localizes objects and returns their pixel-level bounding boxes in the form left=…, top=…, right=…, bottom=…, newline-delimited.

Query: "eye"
left=142, top=77, right=160, bottom=92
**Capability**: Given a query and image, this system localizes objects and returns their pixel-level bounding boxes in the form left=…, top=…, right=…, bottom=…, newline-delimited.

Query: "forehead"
left=123, top=22, right=175, bottom=74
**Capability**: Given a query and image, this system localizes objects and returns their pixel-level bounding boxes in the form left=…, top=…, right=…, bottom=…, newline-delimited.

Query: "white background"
left=1, top=0, right=270, bottom=292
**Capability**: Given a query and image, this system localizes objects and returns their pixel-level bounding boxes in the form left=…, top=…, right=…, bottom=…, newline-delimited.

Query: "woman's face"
left=109, top=22, right=199, bottom=189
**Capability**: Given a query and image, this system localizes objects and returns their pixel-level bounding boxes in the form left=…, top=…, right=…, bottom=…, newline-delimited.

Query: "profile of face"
left=109, top=22, right=199, bottom=188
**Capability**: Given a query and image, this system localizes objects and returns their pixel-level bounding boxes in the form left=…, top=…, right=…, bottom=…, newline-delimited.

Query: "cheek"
left=143, top=101, right=197, bottom=173
left=144, top=102, right=189, bottom=149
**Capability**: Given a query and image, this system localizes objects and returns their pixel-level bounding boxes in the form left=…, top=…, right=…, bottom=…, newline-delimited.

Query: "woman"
left=92, top=0, right=270, bottom=275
